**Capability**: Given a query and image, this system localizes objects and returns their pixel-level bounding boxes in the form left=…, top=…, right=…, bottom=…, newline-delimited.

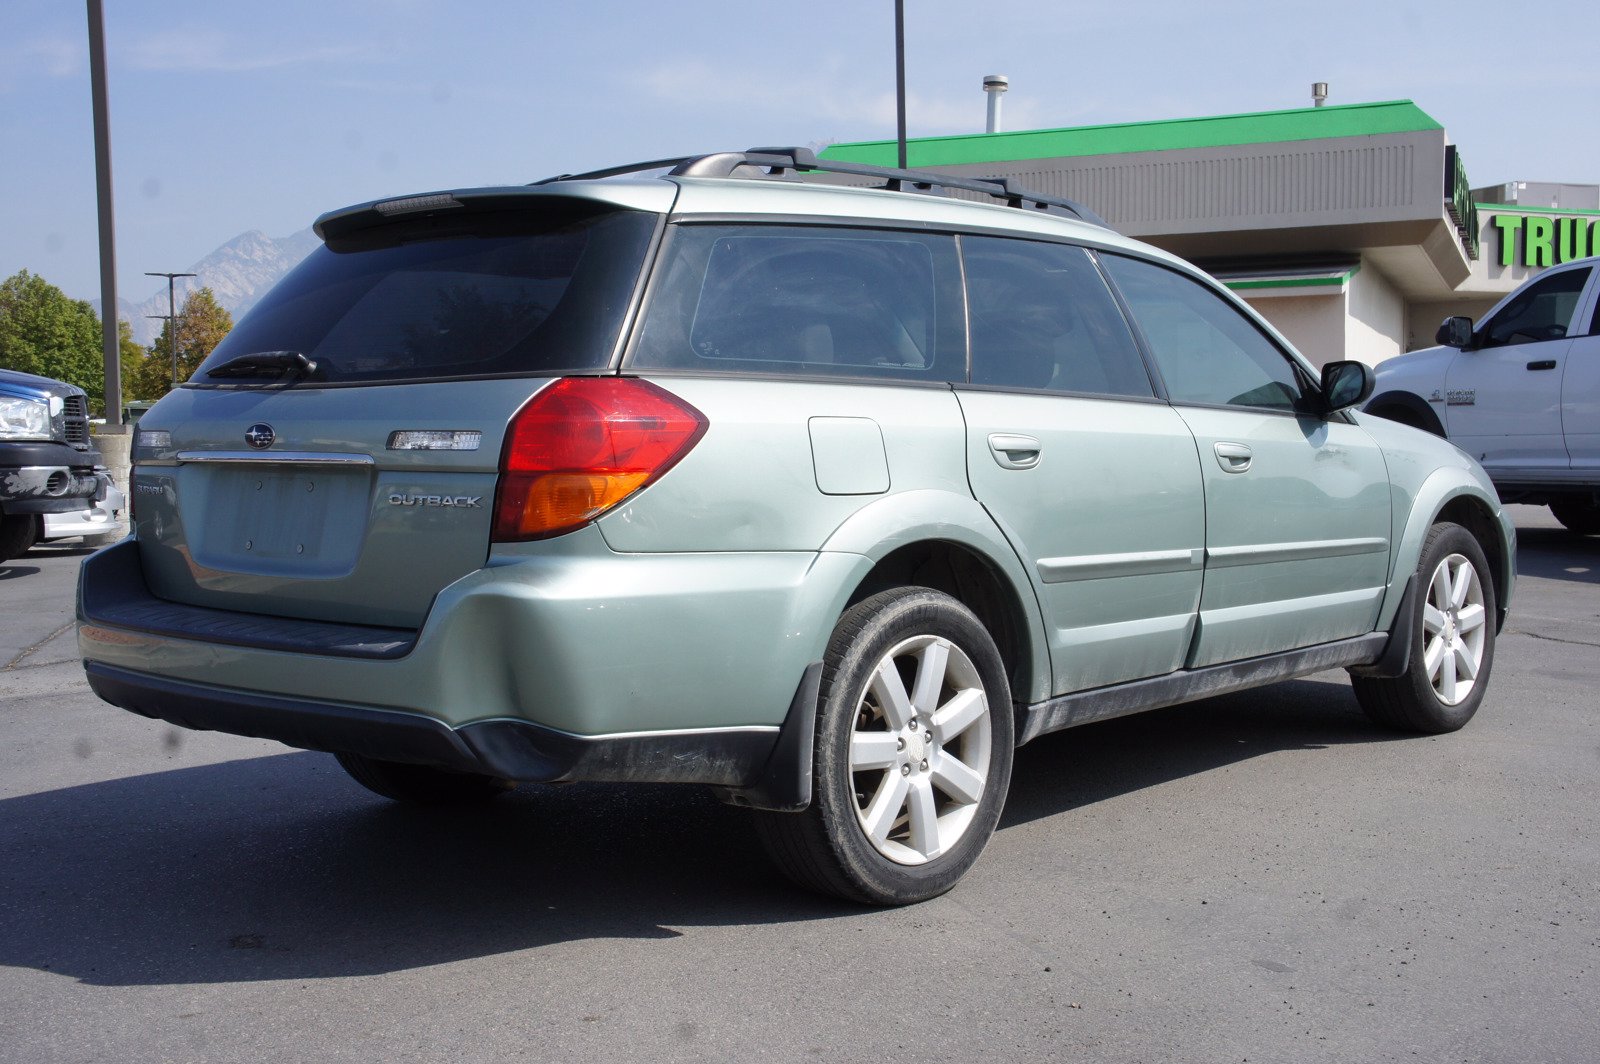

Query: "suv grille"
left=63, top=394, right=90, bottom=448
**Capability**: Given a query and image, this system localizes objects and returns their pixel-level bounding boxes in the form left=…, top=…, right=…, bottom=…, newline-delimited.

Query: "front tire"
left=0, top=513, right=38, bottom=562
left=335, top=752, right=513, bottom=805
left=1351, top=522, right=1496, bottom=733
left=754, top=587, right=1014, bottom=905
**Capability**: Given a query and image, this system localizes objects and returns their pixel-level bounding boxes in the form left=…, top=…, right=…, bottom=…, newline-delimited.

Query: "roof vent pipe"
left=983, top=74, right=1008, bottom=133
left=1312, top=82, right=1329, bottom=107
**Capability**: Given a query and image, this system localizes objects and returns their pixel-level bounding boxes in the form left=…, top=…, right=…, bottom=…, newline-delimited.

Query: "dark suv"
left=1, top=368, right=104, bottom=561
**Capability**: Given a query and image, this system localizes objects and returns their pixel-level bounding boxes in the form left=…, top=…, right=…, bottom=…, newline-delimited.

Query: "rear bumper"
left=84, top=659, right=818, bottom=808
left=78, top=536, right=853, bottom=808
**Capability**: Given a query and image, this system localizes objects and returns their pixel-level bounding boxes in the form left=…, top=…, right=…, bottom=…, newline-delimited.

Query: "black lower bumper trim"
left=86, top=661, right=484, bottom=772
left=84, top=661, right=819, bottom=805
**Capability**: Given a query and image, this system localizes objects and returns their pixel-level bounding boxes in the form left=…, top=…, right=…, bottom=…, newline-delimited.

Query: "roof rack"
left=532, top=146, right=1111, bottom=229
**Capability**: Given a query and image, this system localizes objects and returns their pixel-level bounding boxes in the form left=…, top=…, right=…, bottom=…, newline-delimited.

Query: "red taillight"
left=492, top=377, right=708, bottom=541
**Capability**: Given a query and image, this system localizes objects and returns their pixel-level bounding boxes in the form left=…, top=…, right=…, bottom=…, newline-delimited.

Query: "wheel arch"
left=1366, top=390, right=1446, bottom=436
left=1434, top=494, right=1512, bottom=630
left=1380, top=472, right=1515, bottom=634
left=845, top=539, right=1035, bottom=706
left=819, top=489, right=1050, bottom=707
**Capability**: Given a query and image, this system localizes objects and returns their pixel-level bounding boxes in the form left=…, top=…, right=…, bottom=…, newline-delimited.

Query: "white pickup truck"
left=1367, top=254, right=1600, bottom=534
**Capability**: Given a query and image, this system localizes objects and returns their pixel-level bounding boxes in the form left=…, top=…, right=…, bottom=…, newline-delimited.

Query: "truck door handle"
left=1527, top=359, right=1557, bottom=370
left=1214, top=442, right=1253, bottom=473
left=988, top=433, right=1042, bottom=470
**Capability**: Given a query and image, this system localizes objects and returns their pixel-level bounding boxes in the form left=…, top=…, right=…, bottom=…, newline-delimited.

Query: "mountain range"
left=97, top=229, right=320, bottom=346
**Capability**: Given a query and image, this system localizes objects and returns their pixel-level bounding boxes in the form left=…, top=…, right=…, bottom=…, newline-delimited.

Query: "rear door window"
left=962, top=236, right=1153, bottom=397
left=193, top=204, right=656, bottom=385
left=629, top=225, right=964, bottom=382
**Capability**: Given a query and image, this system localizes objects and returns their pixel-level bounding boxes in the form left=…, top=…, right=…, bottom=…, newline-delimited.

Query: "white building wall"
left=1241, top=293, right=1347, bottom=368
left=1405, top=298, right=1500, bottom=352
left=1345, top=264, right=1407, bottom=366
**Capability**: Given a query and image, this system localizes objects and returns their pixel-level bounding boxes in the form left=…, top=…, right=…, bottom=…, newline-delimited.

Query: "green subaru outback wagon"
left=79, top=149, right=1514, bottom=904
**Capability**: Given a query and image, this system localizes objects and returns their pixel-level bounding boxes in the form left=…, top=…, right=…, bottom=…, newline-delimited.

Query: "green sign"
left=1445, top=147, right=1480, bottom=260
left=1490, top=213, right=1600, bottom=268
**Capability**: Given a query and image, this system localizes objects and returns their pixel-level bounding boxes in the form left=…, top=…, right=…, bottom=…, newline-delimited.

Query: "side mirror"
left=1319, top=359, right=1374, bottom=414
left=1435, top=316, right=1474, bottom=349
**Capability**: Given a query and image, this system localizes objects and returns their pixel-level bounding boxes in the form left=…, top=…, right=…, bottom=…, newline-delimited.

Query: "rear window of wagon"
left=191, top=204, right=656, bottom=386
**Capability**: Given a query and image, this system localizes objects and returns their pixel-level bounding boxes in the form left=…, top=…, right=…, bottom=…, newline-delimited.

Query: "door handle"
left=1526, top=359, right=1557, bottom=370
left=988, top=433, right=1042, bottom=470
left=1214, top=442, right=1253, bottom=473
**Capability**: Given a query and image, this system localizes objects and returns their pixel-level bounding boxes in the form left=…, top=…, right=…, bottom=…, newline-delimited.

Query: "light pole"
left=87, top=0, right=122, bottom=428
left=145, top=271, right=195, bottom=388
left=894, top=0, right=907, bottom=169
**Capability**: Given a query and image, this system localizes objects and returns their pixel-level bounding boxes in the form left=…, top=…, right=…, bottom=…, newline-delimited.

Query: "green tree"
left=0, top=269, right=105, bottom=408
left=110, top=318, right=150, bottom=413
left=126, top=286, right=233, bottom=400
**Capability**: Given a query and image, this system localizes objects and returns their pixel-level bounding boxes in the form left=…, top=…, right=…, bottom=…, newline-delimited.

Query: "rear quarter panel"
left=598, top=376, right=1052, bottom=702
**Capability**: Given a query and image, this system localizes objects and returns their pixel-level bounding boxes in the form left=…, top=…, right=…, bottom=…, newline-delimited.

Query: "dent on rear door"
left=1177, top=407, right=1391, bottom=667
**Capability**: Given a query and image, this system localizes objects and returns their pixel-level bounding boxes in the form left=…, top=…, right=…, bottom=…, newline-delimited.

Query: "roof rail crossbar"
left=533, top=146, right=1111, bottom=229
left=732, top=147, right=1110, bottom=228
left=531, top=157, right=694, bottom=185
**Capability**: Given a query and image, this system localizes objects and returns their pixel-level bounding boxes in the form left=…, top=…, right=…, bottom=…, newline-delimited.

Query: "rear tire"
left=1549, top=498, right=1600, bottom=536
left=1351, top=522, right=1496, bottom=733
left=0, top=513, right=39, bottom=562
left=753, top=587, right=1014, bottom=905
left=335, top=752, right=513, bottom=805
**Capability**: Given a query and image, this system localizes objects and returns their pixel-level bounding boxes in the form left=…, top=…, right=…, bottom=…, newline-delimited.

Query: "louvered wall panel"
left=937, top=130, right=1443, bottom=237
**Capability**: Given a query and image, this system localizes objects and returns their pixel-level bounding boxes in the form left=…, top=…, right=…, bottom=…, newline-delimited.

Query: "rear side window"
left=1101, top=254, right=1307, bottom=411
left=193, top=204, right=656, bottom=385
left=962, top=236, right=1152, bottom=397
left=630, top=225, right=964, bottom=382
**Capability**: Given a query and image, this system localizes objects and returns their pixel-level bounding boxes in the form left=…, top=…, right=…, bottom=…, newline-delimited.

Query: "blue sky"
left=3, top=0, right=1595, bottom=308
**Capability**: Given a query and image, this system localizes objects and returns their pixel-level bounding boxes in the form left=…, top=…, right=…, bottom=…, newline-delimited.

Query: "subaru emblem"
left=245, top=423, right=276, bottom=449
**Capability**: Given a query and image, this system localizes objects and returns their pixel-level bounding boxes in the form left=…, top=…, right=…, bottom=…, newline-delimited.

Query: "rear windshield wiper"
left=204, top=350, right=320, bottom=381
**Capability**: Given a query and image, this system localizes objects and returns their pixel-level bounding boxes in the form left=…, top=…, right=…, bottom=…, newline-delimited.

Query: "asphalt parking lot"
left=1, top=506, right=1595, bottom=1064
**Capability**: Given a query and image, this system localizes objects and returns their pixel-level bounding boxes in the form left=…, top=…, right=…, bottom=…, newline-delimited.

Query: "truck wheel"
left=753, top=588, right=1014, bottom=905
left=1549, top=498, right=1600, bottom=536
left=334, top=752, right=514, bottom=805
left=0, top=513, right=39, bottom=562
left=1351, top=522, right=1496, bottom=733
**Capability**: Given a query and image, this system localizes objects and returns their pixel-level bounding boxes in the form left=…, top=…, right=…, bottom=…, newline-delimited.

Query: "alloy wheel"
left=1421, top=552, right=1487, bottom=706
left=847, top=635, right=992, bottom=866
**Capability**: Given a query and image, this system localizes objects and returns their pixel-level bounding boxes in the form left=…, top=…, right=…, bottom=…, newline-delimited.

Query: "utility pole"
left=894, top=0, right=907, bottom=170
left=87, top=0, right=121, bottom=428
left=145, top=271, right=196, bottom=388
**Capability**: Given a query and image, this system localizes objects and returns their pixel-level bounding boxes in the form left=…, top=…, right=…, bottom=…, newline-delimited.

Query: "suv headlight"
left=0, top=396, right=52, bottom=440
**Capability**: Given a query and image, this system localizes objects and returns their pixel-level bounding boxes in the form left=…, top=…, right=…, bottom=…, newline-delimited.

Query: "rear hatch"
left=131, top=190, right=664, bottom=629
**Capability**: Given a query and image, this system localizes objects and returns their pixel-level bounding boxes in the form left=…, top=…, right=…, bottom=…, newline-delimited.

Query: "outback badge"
left=388, top=493, right=483, bottom=509
left=244, top=423, right=275, bottom=449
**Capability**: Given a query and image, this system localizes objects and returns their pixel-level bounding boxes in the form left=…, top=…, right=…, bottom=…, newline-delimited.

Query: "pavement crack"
left=1508, top=629, right=1600, bottom=650
left=4, top=621, right=75, bottom=671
